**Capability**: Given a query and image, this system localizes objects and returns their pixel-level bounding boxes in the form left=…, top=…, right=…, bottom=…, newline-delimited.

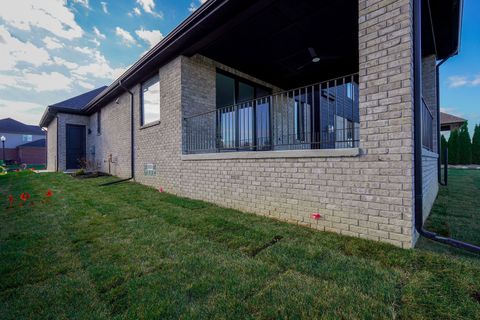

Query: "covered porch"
left=181, top=0, right=360, bottom=154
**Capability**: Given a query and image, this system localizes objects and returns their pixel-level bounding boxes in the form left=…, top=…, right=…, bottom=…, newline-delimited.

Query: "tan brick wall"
left=88, top=103, right=131, bottom=178
left=422, top=55, right=438, bottom=152
left=47, top=118, right=57, bottom=171
left=79, top=0, right=418, bottom=248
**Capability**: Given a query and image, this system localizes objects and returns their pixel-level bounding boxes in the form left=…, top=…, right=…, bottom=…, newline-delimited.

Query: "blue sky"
left=0, top=0, right=478, bottom=130
left=441, top=0, right=480, bottom=135
left=0, top=0, right=205, bottom=124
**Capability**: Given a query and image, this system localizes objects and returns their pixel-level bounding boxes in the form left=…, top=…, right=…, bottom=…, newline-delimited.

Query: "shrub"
left=75, top=169, right=85, bottom=176
left=458, top=122, right=472, bottom=164
left=448, top=129, right=460, bottom=165
left=472, top=124, right=480, bottom=164
left=440, top=135, right=448, bottom=164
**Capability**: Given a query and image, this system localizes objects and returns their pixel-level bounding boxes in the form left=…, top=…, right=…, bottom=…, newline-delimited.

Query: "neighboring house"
left=440, top=111, right=466, bottom=133
left=0, top=118, right=45, bottom=164
left=40, top=0, right=463, bottom=249
left=17, top=139, right=46, bottom=165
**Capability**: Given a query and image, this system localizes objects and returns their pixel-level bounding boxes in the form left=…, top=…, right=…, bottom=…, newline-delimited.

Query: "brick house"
left=440, top=111, right=466, bottom=133
left=0, top=118, right=46, bottom=164
left=40, top=0, right=463, bottom=248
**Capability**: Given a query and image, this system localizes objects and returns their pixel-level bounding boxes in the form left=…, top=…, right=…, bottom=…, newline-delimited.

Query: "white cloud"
left=52, top=56, right=79, bottom=70
left=72, top=0, right=90, bottom=9
left=136, top=0, right=154, bottom=13
left=448, top=75, right=480, bottom=88
left=135, top=0, right=163, bottom=18
left=0, top=0, right=84, bottom=40
left=132, top=7, right=142, bottom=16
left=73, top=46, right=95, bottom=55
left=72, top=46, right=126, bottom=80
left=0, top=26, right=51, bottom=71
left=93, top=26, right=106, bottom=39
left=20, top=71, right=74, bottom=92
left=188, top=2, right=197, bottom=13
left=43, top=36, right=63, bottom=50
left=115, top=27, right=136, bottom=46
left=0, top=71, right=70, bottom=95
left=0, top=74, right=20, bottom=89
left=472, top=75, right=480, bottom=86
left=100, top=1, right=109, bottom=14
left=189, top=0, right=208, bottom=13
left=0, top=99, right=44, bottom=125
left=90, top=38, right=100, bottom=46
left=135, top=28, right=163, bottom=48
left=77, top=80, right=95, bottom=89
left=448, top=76, right=469, bottom=88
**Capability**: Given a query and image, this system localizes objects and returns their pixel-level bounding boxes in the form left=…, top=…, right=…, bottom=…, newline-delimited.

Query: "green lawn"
left=2, top=163, right=46, bottom=171
left=1, top=171, right=479, bottom=319
left=418, top=169, right=480, bottom=254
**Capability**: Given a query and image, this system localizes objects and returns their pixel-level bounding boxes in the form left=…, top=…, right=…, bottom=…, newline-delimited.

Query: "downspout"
left=413, top=0, right=480, bottom=253
left=100, top=80, right=135, bottom=186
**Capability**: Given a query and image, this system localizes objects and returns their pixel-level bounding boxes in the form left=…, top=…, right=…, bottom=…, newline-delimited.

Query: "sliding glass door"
left=216, top=70, right=272, bottom=151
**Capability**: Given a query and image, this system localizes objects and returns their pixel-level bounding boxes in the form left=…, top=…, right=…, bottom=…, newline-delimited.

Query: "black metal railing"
left=184, top=74, right=359, bottom=154
left=421, top=97, right=434, bottom=151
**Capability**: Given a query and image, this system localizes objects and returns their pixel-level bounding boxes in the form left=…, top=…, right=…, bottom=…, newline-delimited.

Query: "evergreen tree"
left=440, top=134, right=448, bottom=165
left=472, top=124, right=480, bottom=164
left=448, top=129, right=459, bottom=165
left=458, top=122, right=472, bottom=164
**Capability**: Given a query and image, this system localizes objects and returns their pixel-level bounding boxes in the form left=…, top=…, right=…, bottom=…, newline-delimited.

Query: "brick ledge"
left=181, top=148, right=360, bottom=161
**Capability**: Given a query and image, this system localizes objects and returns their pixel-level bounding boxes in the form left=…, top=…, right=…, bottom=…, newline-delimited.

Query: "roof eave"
left=39, top=106, right=87, bottom=128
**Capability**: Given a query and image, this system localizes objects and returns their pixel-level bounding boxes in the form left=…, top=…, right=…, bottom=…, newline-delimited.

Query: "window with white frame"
left=141, top=75, right=160, bottom=126
left=22, top=134, right=33, bottom=142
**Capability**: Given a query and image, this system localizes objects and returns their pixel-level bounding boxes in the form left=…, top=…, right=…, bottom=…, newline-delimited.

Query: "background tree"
left=448, top=129, right=459, bottom=165
left=458, top=122, right=472, bottom=164
left=472, top=124, right=480, bottom=164
left=440, top=134, right=448, bottom=165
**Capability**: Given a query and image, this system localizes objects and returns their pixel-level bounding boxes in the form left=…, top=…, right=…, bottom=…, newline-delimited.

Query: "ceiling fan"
left=296, top=47, right=341, bottom=70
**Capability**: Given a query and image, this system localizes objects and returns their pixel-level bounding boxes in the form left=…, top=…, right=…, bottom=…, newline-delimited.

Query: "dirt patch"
left=249, top=235, right=283, bottom=257
left=471, top=291, right=480, bottom=304
left=74, top=172, right=111, bottom=179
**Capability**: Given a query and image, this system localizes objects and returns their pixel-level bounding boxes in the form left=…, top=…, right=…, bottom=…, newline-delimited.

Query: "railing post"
left=183, top=117, right=188, bottom=154
left=444, top=146, right=448, bottom=185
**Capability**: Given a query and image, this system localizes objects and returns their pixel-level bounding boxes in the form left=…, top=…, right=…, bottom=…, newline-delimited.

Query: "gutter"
left=82, top=0, right=242, bottom=114
left=413, top=0, right=480, bottom=253
left=100, top=80, right=135, bottom=186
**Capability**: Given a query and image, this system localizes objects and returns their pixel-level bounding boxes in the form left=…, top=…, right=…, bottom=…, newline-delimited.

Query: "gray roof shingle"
left=39, top=86, right=108, bottom=127
left=17, top=138, right=46, bottom=148
left=440, top=112, right=466, bottom=125
left=0, top=118, right=44, bottom=135
left=50, top=86, right=108, bottom=110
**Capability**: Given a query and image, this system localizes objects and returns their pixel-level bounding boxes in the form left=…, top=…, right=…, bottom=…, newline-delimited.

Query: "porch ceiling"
left=183, top=0, right=359, bottom=90
left=422, top=0, right=463, bottom=59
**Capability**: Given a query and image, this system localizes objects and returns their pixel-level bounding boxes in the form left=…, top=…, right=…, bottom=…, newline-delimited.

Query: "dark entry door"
left=66, top=124, right=86, bottom=169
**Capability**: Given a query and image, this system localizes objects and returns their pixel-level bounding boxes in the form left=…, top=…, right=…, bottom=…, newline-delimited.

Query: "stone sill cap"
left=181, top=148, right=360, bottom=161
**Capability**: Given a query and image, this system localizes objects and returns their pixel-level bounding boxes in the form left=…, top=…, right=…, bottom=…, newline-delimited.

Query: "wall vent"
left=144, top=163, right=156, bottom=176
